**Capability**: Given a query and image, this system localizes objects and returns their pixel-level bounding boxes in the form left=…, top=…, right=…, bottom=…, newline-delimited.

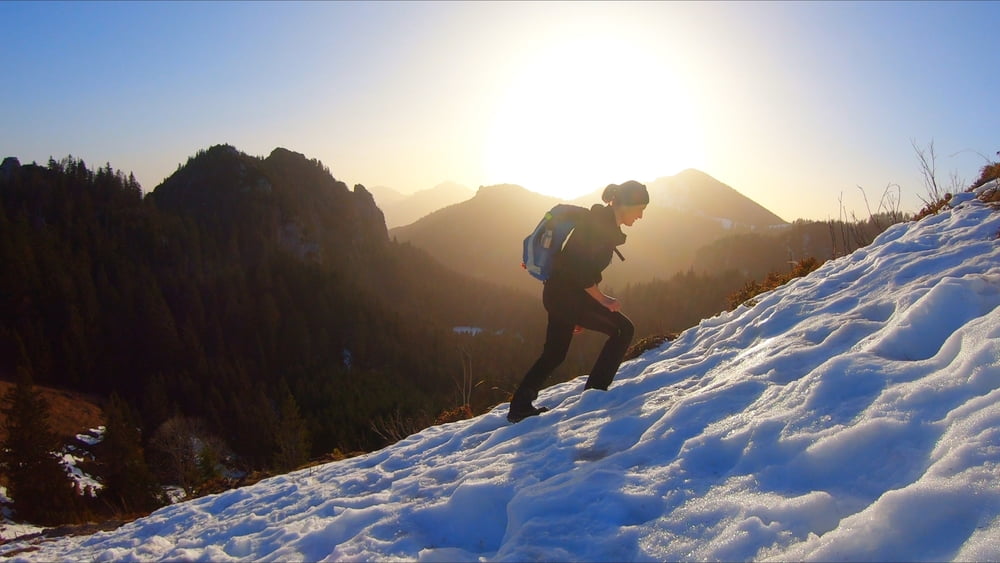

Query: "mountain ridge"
left=651, top=168, right=787, bottom=227
left=151, top=145, right=389, bottom=266
left=391, top=169, right=787, bottom=292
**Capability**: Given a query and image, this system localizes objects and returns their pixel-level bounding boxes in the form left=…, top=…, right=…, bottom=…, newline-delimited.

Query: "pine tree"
left=272, top=380, right=311, bottom=472
left=0, top=369, right=79, bottom=524
left=99, top=393, right=162, bottom=515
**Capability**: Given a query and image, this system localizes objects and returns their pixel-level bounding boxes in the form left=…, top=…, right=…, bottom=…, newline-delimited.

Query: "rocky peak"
left=151, top=145, right=388, bottom=266
left=352, top=184, right=388, bottom=242
left=0, top=157, right=21, bottom=182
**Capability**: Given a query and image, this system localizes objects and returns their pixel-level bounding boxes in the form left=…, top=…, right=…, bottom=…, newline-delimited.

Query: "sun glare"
left=484, top=34, right=706, bottom=200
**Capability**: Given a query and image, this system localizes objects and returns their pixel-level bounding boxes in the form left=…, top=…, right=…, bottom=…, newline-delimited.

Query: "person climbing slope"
left=508, top=180, right=649, bottom=423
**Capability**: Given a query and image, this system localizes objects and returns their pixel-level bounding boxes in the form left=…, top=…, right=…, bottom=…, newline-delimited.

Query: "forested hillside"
left=0, top=147, right=548, bottom=468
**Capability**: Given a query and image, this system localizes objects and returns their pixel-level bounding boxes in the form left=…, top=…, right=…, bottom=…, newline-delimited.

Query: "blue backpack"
left=522, top=204, right=623, bottom=281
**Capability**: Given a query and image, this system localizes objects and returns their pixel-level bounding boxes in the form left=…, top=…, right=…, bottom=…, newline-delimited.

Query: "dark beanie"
left=602, top=180, right=649, bottom=206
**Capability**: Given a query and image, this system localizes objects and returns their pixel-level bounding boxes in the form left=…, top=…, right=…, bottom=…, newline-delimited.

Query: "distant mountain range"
left=370, top=181, right=474, bottom=229
left=390, top=170, right=789, bottom=293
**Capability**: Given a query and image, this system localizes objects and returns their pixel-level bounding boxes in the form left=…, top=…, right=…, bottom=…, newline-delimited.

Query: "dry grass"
left=727, top=257, right=823, bottom=311
left=979, top=185, right=1000, bottom=206
left=0, top=380, right=105, bottom=442
left=624, top=333, right=679, bottom=362
left=912, top=192, right=953, bottom=221
left=434, top=404, right=474, bottom=425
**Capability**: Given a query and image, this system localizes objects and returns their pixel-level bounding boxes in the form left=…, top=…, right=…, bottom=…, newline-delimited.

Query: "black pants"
left=511, top=281, right=635, bottom=408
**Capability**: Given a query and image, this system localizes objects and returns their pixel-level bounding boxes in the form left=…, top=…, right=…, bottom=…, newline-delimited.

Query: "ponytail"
left=602, top=181, right=649, bottom=206
left=601, top=184, right=620, bottom=204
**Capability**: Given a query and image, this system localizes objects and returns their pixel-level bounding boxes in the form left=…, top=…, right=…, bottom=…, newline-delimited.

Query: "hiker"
left=508, top=180, right=649, bottom=423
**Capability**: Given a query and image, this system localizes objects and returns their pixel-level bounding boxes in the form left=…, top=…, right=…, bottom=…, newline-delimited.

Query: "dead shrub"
left=727, top=257, right=822, bottom=311
left=434, top=404, right=473, bottom=425
left=624, top=333, right=679, bottom=362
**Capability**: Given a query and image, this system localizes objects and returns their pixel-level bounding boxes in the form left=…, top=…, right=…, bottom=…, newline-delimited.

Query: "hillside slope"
left=10, top=183, right=1000, bottom=561
left=390, top=184, right=561, bottom=293
left=0, top=147, right=546, bottom=463
left=0, top=382, right=103, bottom=442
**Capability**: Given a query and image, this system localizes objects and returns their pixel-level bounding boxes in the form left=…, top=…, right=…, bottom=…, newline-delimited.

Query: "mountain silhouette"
left=148, top=144, right=543, bottom=336
left=151, top=145, right=388, bottom=266
left=647, top=168, right=786, bottom=227
left=390, top=184, right=561, bottom=293
left=379, top=181, right=474, bottom=229
left=367, top=184, right=405, bottom=207
left=391, top=170, right=788, bottom=292
left=570, top=169, right=787, bottom=230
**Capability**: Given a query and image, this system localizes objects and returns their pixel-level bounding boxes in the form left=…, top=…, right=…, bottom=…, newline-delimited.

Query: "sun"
left=484, top=34, right=706, bottom=200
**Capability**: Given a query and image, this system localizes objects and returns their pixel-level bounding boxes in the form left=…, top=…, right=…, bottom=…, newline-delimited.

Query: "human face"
left=616, top=204, right=647, bottom=227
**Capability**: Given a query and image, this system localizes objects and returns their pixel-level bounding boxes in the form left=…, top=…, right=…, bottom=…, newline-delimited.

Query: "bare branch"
left=912, top=138, right=943, bottom=205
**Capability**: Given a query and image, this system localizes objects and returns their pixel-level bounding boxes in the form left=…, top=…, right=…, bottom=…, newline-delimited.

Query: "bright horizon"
left=2, top=1, right=997, bottom=220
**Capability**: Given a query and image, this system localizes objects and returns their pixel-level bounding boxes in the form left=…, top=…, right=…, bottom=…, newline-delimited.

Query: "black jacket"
left=549, top=204, right=626, bottom=289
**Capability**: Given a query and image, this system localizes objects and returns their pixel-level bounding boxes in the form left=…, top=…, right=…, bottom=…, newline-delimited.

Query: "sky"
left=1, top=1, right=997, bottom=221
left=4, top=182, right=999, bottom=561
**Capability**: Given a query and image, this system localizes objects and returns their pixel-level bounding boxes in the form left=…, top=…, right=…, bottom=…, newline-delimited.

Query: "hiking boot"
left=507, top=404, right=549, bottom=423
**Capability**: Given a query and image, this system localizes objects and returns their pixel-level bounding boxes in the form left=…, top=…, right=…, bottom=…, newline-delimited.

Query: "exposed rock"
left=0, top=157, right=20, bottom=181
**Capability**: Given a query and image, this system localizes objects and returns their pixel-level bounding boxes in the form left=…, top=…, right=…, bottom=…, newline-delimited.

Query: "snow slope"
left=9, top=186, right=1000, bottom=561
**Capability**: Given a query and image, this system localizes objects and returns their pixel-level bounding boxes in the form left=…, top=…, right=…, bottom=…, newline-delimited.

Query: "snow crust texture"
left=10, top=187, right=1000, bottom=561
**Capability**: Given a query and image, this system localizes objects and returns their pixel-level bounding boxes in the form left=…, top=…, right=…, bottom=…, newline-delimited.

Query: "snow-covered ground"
left=6, top=185, right=1000, bottom=561
left=62, top=426, right=105, bottom=497
left=0, top=488, right=44, bottom=544
left=0, top=427, right=106, bottom=543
